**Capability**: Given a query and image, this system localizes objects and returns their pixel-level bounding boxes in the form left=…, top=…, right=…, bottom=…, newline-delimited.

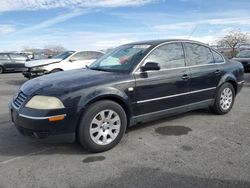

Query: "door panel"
left=133, top=42, right=191, bottom=116
left=0, top=54, right=12, bottom=69
left=134, top=68, right=191, bottom=116
left=188, top=65, right=222, bottom=102
left=8, top=54, right=26, bottom=70
left=183, top=42, right=222, bottom=103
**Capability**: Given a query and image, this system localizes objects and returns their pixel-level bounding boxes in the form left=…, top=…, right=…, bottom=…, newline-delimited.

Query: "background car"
left=233, top=50, right=250, bottom=72
left=23, top=50, right=104, bottom=78
left=10, top=39, right=244, bottom=152
left=0, top=53, right=29, bottom=74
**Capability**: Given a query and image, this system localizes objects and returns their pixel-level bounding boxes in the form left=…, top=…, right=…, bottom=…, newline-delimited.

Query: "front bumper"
left=9, top=102, right=77, bottom=143
left=23, top=69, right=48, bottom=79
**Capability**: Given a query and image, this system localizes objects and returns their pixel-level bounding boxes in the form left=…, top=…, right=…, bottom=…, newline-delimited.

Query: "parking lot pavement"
left=0, top=73, right=250, bottom=188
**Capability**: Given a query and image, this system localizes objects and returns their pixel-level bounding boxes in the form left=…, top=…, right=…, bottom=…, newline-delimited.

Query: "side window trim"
left=182, top=42, right=188, bottom=67
left=208, top=48, right=215, bottom=64
left=183, top=42, right=215, bottom=66
left=133, top=40, right=226, bottom=74
left=211, top=49, right=225, bottom=64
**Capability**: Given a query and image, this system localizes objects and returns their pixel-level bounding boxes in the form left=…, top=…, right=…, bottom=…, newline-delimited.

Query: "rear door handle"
left=182, top=74, right=190, bottom=80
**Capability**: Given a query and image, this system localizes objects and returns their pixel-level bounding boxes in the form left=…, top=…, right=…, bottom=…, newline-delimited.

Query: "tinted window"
left=88, top=52, right=104, bottom=59
left=236, top=50, right=250, bottom=58
left=212, top=50, right=224, bottom=63
left=184, top=43, right=214, bottom=66
left=70, top=52, right=89, bottom=61
left=145, top=43, right=185, bottom=69
left=9, top=54, right=27, bottom=61
left=53, top=51, right=75, bottom=60
left=0, top=54, right=10, bottom=60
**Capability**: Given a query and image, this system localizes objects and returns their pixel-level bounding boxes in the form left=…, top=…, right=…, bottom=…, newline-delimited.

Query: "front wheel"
left=78, top=100, right=127, bottom=153
left=211, top=83, right=235, bottom=115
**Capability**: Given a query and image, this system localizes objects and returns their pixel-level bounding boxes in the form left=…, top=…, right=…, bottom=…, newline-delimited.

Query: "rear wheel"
left=78, top=100, right=127, bottom=153
left=0, top=66, right=4, bottom=74
left=211, top=82, right=235, bottom=115
left=51, top=69, right=63, bottom=73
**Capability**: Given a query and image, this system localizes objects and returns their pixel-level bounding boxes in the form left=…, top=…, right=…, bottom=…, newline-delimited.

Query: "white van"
left=23, top=51, right=104, bottom=78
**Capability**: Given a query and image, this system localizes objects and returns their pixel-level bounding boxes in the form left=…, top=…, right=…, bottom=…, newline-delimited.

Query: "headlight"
left=25, top=96, right=65, bottom=110
left=31, top=67, right=43, bottom=71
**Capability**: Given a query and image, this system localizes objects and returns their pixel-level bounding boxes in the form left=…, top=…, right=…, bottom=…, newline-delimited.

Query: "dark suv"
left=10, top=39, right=244, bottom=152
left=0, top=53, right=28, bottom=74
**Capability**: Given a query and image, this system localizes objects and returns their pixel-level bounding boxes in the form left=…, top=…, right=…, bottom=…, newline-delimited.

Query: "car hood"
left=20, top=69, right=128, bottom=96
left=25, top=58, right=62, bottom=68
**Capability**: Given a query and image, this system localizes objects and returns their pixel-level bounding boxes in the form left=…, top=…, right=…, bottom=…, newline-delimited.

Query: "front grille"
left=13, top=91, right=27, bottom=109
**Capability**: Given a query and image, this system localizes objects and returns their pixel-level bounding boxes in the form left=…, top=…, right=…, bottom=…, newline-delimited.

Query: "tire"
left=51, top=69, right=63, bottom=73
left=0, top=66, right=4, bottom=74
left=78, top=100, right=127, bottom=153
left=210, top=82, right=235, bottom=115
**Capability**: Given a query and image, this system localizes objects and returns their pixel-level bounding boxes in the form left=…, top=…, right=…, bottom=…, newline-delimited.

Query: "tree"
left=217, top=30, right=250, bottom=57
left=43, top=45, right=66, bottom=56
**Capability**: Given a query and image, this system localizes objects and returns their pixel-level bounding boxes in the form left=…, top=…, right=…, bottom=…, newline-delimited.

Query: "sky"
left=0, top=0, right=250, bottom=51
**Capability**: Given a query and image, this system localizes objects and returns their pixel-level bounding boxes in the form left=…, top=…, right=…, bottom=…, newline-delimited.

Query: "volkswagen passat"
left=10, top=39, right=244, bottom=152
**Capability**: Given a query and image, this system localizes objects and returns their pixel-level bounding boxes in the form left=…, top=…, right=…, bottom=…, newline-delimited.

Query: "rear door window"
left=184, top=43, right=214, bottom=66
left=212, top=50, right=224, bottom=63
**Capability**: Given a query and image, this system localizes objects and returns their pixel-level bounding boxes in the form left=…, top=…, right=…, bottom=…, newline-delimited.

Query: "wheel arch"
left=0, top=64, right=5, bottom=72
left=76, top=89, right=132, bottom=133
left=217, top=74, right=237, bottom=94
left=51, top=68, right=64, bottom=72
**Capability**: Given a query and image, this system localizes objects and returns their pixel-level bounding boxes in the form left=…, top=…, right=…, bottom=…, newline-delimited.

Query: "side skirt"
left=130, top=99, right=214, bottom=126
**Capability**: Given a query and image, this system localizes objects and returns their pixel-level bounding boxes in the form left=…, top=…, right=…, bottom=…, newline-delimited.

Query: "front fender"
left=77, top=86, right=131, bottom=112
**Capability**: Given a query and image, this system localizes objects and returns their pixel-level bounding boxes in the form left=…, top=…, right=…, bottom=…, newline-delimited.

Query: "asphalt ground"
left=0, top=72, right=250, bottom=188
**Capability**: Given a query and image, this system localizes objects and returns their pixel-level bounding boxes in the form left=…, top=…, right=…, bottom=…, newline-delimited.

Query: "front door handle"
left=182, top=74, right=190, bottom=80
left=215, top=70, right=221, bottom=74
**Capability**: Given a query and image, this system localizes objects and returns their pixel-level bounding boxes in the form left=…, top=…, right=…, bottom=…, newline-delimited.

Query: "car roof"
left=126, top=39, right=208, bottom=47
left=0, top=52, right=23, bottom=55
left=76, top=50, right=104, bottom=53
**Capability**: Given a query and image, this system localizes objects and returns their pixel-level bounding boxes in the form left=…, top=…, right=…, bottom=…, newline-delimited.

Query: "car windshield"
left=89, top=44, right=151, bottom=73
left=236, top=50, right=250, bottom=58
left=52, top=51, right=75, bottom=60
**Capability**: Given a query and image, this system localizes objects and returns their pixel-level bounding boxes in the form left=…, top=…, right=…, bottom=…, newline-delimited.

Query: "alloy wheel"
left=89, top=109, right=121, bottom=145
left=220, top=87, right=233, bottom=111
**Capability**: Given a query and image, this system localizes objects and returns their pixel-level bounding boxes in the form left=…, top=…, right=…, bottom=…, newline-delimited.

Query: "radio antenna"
left=187, top=24, right=198, bottom=39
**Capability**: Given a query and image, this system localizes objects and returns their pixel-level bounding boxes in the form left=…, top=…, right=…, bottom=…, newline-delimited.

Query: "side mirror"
left=69, top=59, right=77, bottom=62
left=141, top=62, right=160, bottom=72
